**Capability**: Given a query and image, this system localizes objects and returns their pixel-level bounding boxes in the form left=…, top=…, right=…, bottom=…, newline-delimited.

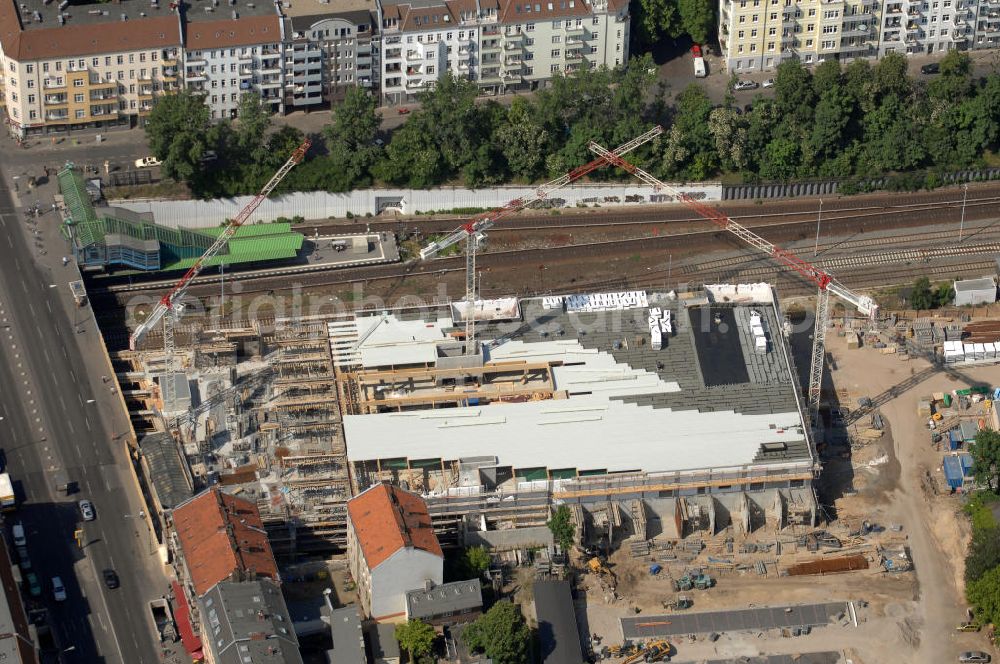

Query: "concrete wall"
left=109, top=182, right=723, bottom=229
left=370, top=548, right=443, bottom=622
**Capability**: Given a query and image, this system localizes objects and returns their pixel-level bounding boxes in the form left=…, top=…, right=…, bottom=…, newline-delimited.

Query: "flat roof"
left=406, top=580, right=481, bottom=620
left=955, top=277, right=996, bottom=292
left=343, top=291, right=810, bottom=475
left=281, top=0, right=374, bottom=19
left=328, top=607, right=366, bottom=664
left=139, top=432, right=193, bottom=509
left=534, top=582, right=583, bottom=664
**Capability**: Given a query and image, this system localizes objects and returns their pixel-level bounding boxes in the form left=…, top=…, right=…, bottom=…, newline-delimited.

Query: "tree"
left=773, top=60, right=816, bottom=131
left=678, top=0, right=715, bottom=45
left=495, top=97, right=549, bottom=181
left=395, top=619, right=436, bottom=660
left=910, top=277, right=934, bottom=309
left=463, top=601, right=531, bottom=664
left=971, top=429, right=1000, bottom=494
left=547, top=504, right=575, bottom=552
left=463, top=546, right=492, bottom=576
left=322, top=87, right=383, bottom=191
left=235, top=92, right=271, bottom=155
left=144, top=89, right=212, bottom=184
left=968, top=564, right=1000, bottom=627
left=630, top=0, right=680, bottom=49
left=966, top=525, right=1000, bottom=583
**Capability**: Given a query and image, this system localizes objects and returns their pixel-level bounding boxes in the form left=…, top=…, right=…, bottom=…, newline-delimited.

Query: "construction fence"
left=109, top=182, right=724, bottom=229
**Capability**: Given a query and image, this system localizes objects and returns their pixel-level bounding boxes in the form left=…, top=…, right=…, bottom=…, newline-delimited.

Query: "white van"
left=692, top=44, right=708, bottom=78
left=12, top=523, right=25, bottom=548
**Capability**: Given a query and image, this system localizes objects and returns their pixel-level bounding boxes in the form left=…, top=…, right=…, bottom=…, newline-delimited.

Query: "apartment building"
left=0, top=0, right=182, bottom=137
left=378, top=0, right=629, bottom=103
left=282, top=0, right=377, bottom=110
left=720, top=0, right=1000, bottom=71
left=183, top=9, right=284, bottom=118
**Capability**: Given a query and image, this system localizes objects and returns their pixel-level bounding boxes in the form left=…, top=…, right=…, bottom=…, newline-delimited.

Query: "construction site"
left=90, top=126, right=1000, bottom=663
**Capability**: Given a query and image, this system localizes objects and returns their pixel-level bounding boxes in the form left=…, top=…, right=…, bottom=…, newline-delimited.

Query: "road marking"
left=67, top=420, right=75, bottom=434
left=85, top=417, right=91, bottom=432
left=70, top=369, right=77, bottom=384
left=59, top=395, right=65, bottom=410
left=61, top=346, right=67, bottom=359
left=45, top=300, right=51, bottom=313
left=27, top=303, right=34, bottom=317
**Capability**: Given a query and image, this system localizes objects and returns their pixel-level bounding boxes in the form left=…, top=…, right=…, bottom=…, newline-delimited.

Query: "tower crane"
left=129, top=139, right=312, bottom=363
left=419, top=125, right=664, bottom=351
left=587, top=139, right=877, bottom=427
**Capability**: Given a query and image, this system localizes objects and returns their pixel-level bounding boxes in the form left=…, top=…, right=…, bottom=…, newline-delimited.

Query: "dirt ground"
left=579, top=321, right=1000, bottom=664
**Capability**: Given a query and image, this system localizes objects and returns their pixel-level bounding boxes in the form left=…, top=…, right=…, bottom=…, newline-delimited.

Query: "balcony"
left=43, top=79, right=65, bottom=90
left=186, top=72, right=207, bottom=82
left=90, top=91, right=116, bottom=101
left=564, top=49, right=584, bottom=61
left=385, top=48, right=402, bottom=59
left=90, top=106, right=117, bottom=117
left=480, top=69, right=502, bottom=81
left=186, top=57, right=207, bottom=66
left=162, top=67, right=178, bottom=79
left=781, top=32, right=795, bottom=42
left=259, top=77, right=282, bottom=88
left=45, top=112, right=69, bottom=121
left=566, top=25, right=586, bottom=36
left=504, top=41, right=524, bottom=51
left=238, top=53, right=253, bottom=63
left=482, top=26, right=500, bottom=36
left=504, top=31, right=526, bottom=41
left=841, top=24, right=872, bottom=36
left=239, top=66, right=254, bottom=76
left=139, top=86, right=154, bottom=97
left=406, top=50, right=423, bottom=61
left=502, top=72, right=522, bottom=82
left=504, top=55, right=522, bottom=65
left=406, top=79, right=425, bottom=89
left=405, top=65, right=423, bottom=76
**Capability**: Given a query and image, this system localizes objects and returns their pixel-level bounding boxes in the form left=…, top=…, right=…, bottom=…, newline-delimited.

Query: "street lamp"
left=813, top=199, right=823, bottom=257
left=959, top=183, right=968, bottom=242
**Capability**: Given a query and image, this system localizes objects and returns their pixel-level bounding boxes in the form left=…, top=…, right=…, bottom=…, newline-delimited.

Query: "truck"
left=69, top=280, right=87, bottom=307
left=0, top=474, right=15, bottom=510
left=692, top=44, right=707, bottom=78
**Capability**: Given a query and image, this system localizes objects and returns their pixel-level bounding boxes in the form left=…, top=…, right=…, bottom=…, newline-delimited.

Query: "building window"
left=117, top=55, right=124, bottom=64
left=74, top=93, right=84, bottom=102
left=751, top=28, right=758, bottom=35
left=750, top=43, right=757, bottom=50
left=550, top=63, right=560, bottom=71
left=75, top=109, right=85, bottom=118
left=27, top=94, right=34, bottom=103
left=73, top=78, right=83, bottom=87
left=26, top=80, right=33, bottom=88
left=29, top=110, right=37, bottom=120
left=526, top=22, right=535, bottom=30
left=26, top=64, right=33, bottom=73
left=552, top=35, right=561, bottom=42
left=768, top=41, right=775, bottom=49
left=551, top=49, right=560, bottom=56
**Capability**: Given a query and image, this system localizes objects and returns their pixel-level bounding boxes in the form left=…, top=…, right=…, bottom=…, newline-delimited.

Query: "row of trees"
left=146, top=51, right=1000, bottom=200
left=966, top=431, right=1000, bottom=628
left=631, top=0, right=715, bottom=49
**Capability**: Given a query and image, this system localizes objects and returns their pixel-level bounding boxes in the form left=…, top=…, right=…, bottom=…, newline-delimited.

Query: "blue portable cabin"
left=948, top=429, right=961, bottom=451
left=944, top=455, right=965, bottom=490
left=960, top=453, right=975, bottom=477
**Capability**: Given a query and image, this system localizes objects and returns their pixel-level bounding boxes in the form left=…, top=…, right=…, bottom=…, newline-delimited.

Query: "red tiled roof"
left=171, top=580, right=204, bottom=659
left=185, top=15, right=280, bottom=49
left=0, top=0, right=180, bottom=62
left=348, top=484, right=443, bottom=570
left=173, top=488, right=279, bottom=597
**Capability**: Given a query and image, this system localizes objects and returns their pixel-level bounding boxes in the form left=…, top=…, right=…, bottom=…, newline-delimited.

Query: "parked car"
left=25, top=572, right=41, bottom=598
left=397, top=107, right=410, bottom=115
left=51, top=577, right=66, bottom=602
left=733, top=80, right=759, bottom=91
left=200, top=150, right=218, bottom=163
left=78, top=499, right=95, bottom=521
left=103, top=569, right=120, bottom=590
left=959, top=653, right=991, bottom=663
left=921, top=62, right=941, bottom=75
left=11, top=523, right=26, bottom=547
left=761, top=78, right=776, bottom=88
left=134, top=156, right=161, bottom=168
left=691, top=44, right=707, bottom=78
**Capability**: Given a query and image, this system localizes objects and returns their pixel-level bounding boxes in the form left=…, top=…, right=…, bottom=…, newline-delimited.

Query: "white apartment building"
left=183, top=13, right=285, bottom=118
left=378, top=0, right=629, bottom=103
left=0, top=0, right=182, bottom=137
left=721, top=0, right=1000, bottom=71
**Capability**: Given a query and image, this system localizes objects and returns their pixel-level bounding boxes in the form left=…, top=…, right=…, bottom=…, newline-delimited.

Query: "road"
left=0, top=164, right=165, bottom=662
